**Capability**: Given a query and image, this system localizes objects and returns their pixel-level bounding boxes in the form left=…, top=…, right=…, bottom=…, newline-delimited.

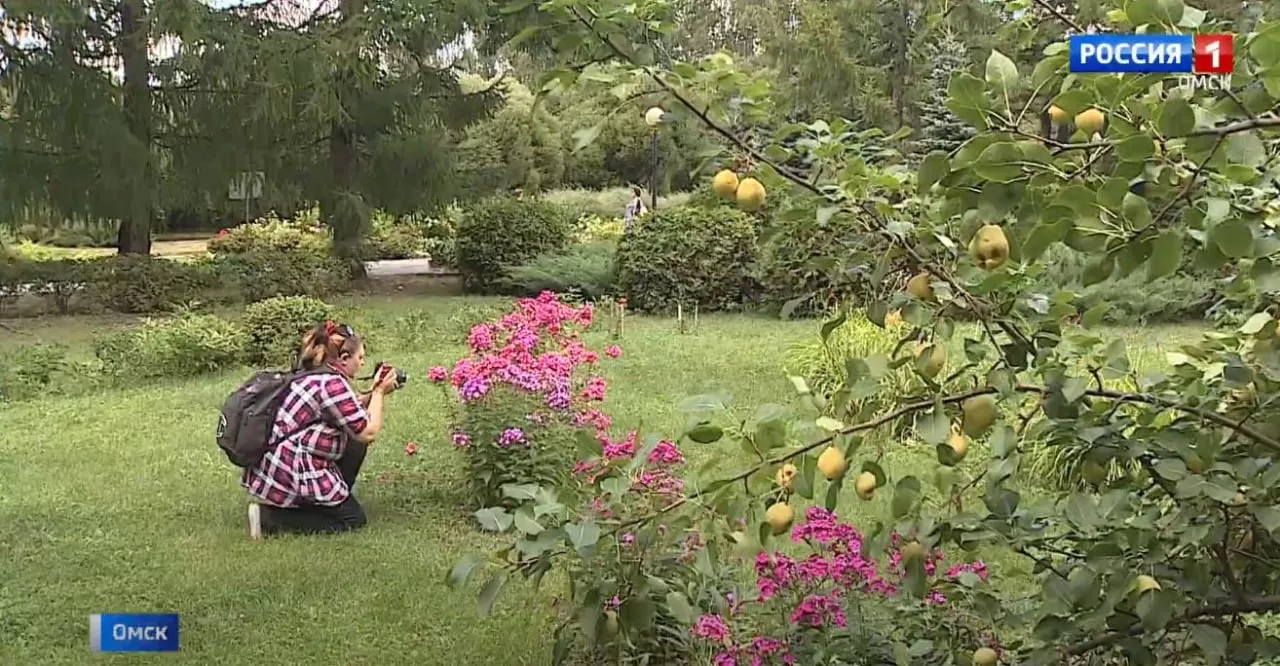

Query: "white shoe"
left=248, top=503, right=262, bottom=540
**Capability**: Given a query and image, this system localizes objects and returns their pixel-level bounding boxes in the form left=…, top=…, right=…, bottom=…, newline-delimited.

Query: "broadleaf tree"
left=447, top=0, right=1280, bottom=663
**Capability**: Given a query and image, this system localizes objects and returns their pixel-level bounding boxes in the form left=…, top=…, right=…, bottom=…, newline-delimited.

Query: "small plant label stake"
left=677, top=302, right=688, bottom=335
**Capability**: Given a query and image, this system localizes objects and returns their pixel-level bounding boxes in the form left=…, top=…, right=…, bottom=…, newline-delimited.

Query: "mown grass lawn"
left=0, top=295, right=1209, bottom=665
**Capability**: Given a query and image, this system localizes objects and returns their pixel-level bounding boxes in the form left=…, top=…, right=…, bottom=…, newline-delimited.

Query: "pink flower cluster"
left=691, top=507, right=990, bottom=665
left=432, top=292, right=619, bottom=451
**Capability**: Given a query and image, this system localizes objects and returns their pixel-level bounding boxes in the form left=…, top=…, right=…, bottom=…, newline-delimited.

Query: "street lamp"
left=644, top=106, right=665, bottom=212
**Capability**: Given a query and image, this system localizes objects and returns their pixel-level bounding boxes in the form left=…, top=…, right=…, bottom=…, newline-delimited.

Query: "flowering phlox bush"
left=430, top=291, right=619, bottom=508
left=691, top=507, right=997, bottom=665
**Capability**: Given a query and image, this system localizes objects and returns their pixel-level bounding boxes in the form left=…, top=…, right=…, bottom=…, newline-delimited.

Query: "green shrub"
left=0, top=344, right=79, bottom=402
left=242, top=296, right=335, bottom=367
left=16, top=259, right=97, bottom=314
left=1030, top=245, right=1220, bottom=323
left=215, top=251, right=351, bottom=304
left=90, top=256, right=223, bottom=313
left=755, top=204, right=885, bottom=316
left=454, top=196, right=573, bottom=293
left=615, top=205, right=758, bottom=313
left=208, top=211, right=330, bottom=256
left=503, top=242, right=618, bottom=300
left=445, top=302, right=510, bottom=340
left=359, top=212, right=433, bottom=261
left=574, top=214, right=625, bottom=243
left=456, top=384, right=579, bottom=509
left=94, top=312, right=248, bottom=379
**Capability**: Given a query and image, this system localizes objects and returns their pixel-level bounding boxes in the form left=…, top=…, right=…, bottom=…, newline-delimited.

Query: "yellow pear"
left=1134, top=575, right=1161, bottom=594
left=914, top=341, right=947, bottom=379
left=817, top=446, right=848, bottom=480
left=736, top=178, right=766, bottom=212
left=969, top=224, right=1009, bottom=270
left=1186, top=454, right=1206, bottom=474
left=961, top=394, right=998, bottom=438
left=1047, top=105, right=1069, bottom=124
left=1075, top=107, right=1106, bottom=135
left=766, top=502, right=795, bottom=536
left=947, top=423, right=969, bottom=461
left=854, top=471, right=878, bottom=500
left=901, top=541, right=926, bottom=563
left=906, top=272, right=934, bottom=301
left=712, top=169, right=740, bottom=199
left=604, top=610, right=620, bottom=637
left=775, top=463, right=798, bottom=491
left=973, top=647, right=999, bottom=666
left=1081, top=459, right=1108, bottom=486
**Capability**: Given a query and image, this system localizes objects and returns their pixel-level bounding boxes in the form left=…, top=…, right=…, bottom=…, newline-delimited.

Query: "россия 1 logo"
left=1068, top=33, right=1234, bottom=91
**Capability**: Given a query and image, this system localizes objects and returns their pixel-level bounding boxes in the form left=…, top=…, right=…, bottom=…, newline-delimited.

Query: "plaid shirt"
left=242, top=367, right=370, bottom=508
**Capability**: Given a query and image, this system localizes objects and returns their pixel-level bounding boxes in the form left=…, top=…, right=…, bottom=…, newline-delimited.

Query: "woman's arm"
left=353, top=390, right=385, bottom=444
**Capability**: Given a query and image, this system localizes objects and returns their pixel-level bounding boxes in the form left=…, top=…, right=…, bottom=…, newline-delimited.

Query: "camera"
left=374, top=361, right=407, bottom=388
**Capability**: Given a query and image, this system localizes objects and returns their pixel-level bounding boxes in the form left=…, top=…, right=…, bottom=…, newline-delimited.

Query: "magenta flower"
left=692, top=614, right=731, bottom=642
left=497, top=427, right=526, bottom=447
left=427, top=366, right=448, bottom=382
left=451, top=432, right=471, bottom=448
left=605, top=345, right=622, bottom=358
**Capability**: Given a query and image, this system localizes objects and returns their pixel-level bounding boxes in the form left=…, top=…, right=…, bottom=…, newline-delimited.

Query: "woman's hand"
left=373, top=366, right=400, bottom=395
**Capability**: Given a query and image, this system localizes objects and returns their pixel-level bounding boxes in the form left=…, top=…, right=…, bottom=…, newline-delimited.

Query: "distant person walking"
left=623, top=186, right=648, bottom=233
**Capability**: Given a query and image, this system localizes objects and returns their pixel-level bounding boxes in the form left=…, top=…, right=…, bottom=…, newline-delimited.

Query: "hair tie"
left=324, top=320, right=338, bottom=336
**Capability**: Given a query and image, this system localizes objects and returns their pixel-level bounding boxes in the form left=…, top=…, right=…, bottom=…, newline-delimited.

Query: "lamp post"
left=644, top=106, right=664, bottom=212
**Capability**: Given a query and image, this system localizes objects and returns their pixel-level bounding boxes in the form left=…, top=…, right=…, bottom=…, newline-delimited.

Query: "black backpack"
left=216, top=368, right=329, bottom=467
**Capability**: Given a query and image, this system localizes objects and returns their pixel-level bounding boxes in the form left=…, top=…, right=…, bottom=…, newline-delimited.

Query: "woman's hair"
left=631, top=186, right=642, bottom=197
left=297, top=320, right=362, bottom=369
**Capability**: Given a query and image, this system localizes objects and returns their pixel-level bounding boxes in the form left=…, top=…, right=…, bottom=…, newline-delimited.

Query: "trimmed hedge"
left=454, top=196, right=572, bottom=293
left=615, top=205, right=758, bottom=313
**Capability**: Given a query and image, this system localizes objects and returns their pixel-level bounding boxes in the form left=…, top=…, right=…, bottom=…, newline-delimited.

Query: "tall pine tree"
left=913, top=30, right=975, bottom=157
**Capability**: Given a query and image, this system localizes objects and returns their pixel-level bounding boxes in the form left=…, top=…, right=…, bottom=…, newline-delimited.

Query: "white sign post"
left=228, top=172, right=265, bottom=224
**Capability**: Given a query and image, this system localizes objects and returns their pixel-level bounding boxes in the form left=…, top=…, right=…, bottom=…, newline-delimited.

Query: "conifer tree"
left=913, top=31, right=975, bottom=157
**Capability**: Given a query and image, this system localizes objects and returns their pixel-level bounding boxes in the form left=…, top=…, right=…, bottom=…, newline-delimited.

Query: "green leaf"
left=788, top=375, right=811, bottom=395
left=1145, top=231, right=1182, bottom=281
left=447, top=554, right=483, bottom=589
left=502, top=483, right=540, bottom=501
left=500, top=0, right=534, bottom=13
left=1082, top=303, right=1108, bottom=328
left=1021, top=221, right=1070, bottom=262
left=820, top=311, right=847, bottom=343
left=565, top=520, right=601, bottom=555
left=665, top=592, right=694, bottom=625
left=686, top=423, right=724, bottom=444
left=1190, top=624, right=1227, bottom=664
left=1241, top=312, right=1273, bottom=335
left=1210, top=219, right=1253, bottom=258
left=917, top=410, right=951, bottom=446
left=1082, top=256, right=1115, bottom=287
left=816, top=417, right=844, bottom=432
left=918, top=152, right=950, bottom=190
left=1136, top=589, right=1172, bottom=631
left=1253, top=505, right=1280, bottom=534
left=515, top=508, right=544, bottom=535
left=572, top=123, right=604, bottom=153
left=477, top=573, right=508, bottom=617
left=891, top=476, right=921, bottom=519
left=474, top=507, right=513, bottom=532
left=985, top=49, right=1020, bottom=89
left=621, top=597, right=656, bottom=630
left=1157, top=97, right=1196, bottom=136
left=1122, top=192, right=1152, bottom=230
left=1226, top=132, right=1268, bottom=167
left=1115, top=135, right=1155, bottom=162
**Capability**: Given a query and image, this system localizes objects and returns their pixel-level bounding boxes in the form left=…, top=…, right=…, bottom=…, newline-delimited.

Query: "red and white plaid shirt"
left=242, top=367, right=370, bottom=508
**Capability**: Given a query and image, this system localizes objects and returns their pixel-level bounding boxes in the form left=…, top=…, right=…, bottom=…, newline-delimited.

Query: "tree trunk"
left=117, top=0, right=153, bottom=256
left=325, top=123, right=368, bottom=276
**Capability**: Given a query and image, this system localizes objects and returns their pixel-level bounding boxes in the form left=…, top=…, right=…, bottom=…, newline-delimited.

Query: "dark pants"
left=262, top=440, right=369, bottom=535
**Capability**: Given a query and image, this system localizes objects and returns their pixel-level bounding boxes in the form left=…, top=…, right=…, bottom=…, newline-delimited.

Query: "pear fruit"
left=1186, top=454, right=1206, bottom=474
left=1047, top=105, right=1069, bottom=124
left=775, top=463, right=798, bottom=491
left=968, top=224, right=1010, bottom=270
left=947, top=423, right=969, bottom=461
left=766, top=502, right=795, bottom=536
left=961, top=394, right=998, bottom=438
left=901, top=541, right=926, bottom=563
left=712, top=169, right=740, bottom=199
left=854, top=471, right=878, bottom=500
left=736, top=178, right=766, bottom=212
left=817, top=446, right=849, bottom=480
left=973, top=647, right=999, bottom=666
left=1081, top=459, right=1108, bottom=486
left=914, top=341, right=947, bottom=379
left=1075, top=107, right=1106, bottom=135
left=906, top=272, right=934, bottom=301
left=604, top=610, right=620, bottom=637
left=1134, top=575, right=1161, bottom=594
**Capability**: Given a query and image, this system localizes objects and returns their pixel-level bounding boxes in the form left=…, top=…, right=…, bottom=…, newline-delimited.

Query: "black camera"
left=374, top=361, right=407, bottom=388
